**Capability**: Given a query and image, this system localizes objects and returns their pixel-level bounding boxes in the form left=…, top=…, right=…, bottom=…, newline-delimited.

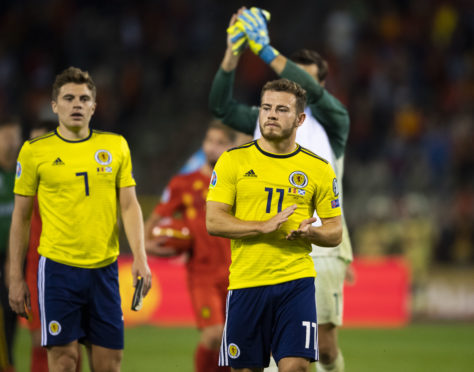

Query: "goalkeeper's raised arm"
left=208, top=8, right=260, bottom=135
left=235, top=6, right=350, bottom=158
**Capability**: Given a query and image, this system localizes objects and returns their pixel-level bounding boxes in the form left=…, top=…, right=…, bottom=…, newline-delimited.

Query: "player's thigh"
left=313, top=257, right=347, bottom=326
left=188, top=278, right=227, bottom=329
left=220, top=287, right=273, bottom=369
left=38, top=257, right=89, bottom=347
left=26, top=251, right=42, bottom=332
left=88, top=261, right=124, bottom=350
left=272, top=278, right=318, bottom=364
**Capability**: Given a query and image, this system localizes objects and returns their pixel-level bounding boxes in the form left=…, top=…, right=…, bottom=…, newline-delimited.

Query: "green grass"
left=14, top=324, right=474, bottom=371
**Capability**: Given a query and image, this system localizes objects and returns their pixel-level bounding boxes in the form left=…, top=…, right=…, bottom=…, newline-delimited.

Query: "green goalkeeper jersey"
left=209, top=60, right=353, bottom=262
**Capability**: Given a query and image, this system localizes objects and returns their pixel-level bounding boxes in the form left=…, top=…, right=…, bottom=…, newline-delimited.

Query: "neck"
left=200, top=162, right=213, bottom=177
left=258, top=137, right=297, bottom=154
left=57, top=123, right=90, bottom=140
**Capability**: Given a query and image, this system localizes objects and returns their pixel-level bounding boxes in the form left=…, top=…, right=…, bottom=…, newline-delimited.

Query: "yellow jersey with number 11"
left=207, top=140, right=341, bottom=290
left=14, top=129, right=136, bottom=269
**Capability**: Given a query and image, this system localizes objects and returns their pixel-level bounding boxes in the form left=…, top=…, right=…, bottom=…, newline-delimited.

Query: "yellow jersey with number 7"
left=14, top=129, right=136, bottom=268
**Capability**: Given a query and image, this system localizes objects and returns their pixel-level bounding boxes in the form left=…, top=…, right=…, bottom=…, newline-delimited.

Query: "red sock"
left=194, top=344, right=230, bottom=372
left=31, top=347, right=48, bottom=372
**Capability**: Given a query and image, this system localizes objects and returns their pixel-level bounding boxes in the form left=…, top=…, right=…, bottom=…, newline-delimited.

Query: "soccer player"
left=24, top=120, right=82, bottom=372
left=0, top=117, right=22, bottom=372
left=145, top=121, right=235, bottom=372
left=209, top=8, right=353, bottom=371
left=206, top=78, right=343, bottom=372
left=8, top=67, right=152, bottom=372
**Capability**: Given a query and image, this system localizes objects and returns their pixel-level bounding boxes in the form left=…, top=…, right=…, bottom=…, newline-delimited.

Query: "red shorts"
left=188, top=276, right=228, bottom=329
left=25, top=248, right=41, bottom=331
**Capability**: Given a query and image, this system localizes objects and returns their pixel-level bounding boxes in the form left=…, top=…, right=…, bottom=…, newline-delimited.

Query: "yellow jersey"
left=207, top=140, right=341, bottom=289
left=14, top=129, right=136, bottom=268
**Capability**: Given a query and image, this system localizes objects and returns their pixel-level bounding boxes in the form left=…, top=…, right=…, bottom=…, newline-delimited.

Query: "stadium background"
left=1, top=0, right=473, bottom=370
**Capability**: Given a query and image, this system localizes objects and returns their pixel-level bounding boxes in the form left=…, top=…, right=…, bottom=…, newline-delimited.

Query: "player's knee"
left=318, top=345, right=338, bottom=365
left=48, top=348, right=80, bottom=372
left=200, top=325, right=224, bottom=350
left=92, top=351, right=122, bottom=372
left=278, top=357, right=311, bottom=372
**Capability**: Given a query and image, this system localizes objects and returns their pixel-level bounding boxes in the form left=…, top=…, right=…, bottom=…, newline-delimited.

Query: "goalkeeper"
left=209, top=7, right=353, bottom=372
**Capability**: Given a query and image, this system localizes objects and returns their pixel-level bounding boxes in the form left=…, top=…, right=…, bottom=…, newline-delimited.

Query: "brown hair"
left=290, top=49, right=328, bottom=83
left=52, top=67, right=96, bottom=101
left=261, top=78, right=307, bottom=114
left=208, top=119, right=237, bottom=143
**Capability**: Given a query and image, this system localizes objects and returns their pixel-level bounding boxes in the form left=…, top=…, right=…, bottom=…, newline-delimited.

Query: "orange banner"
left=119, top=255, right=411, bottom=327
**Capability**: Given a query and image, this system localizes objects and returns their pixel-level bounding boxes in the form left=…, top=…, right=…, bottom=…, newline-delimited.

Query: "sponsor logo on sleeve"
left=16, top=162, right=22, bottom=178
left=209, top=170, right=217, bottom=188
left=333, top=178, right=339, bottom=197
left=331, top=199, right=340, bottom=208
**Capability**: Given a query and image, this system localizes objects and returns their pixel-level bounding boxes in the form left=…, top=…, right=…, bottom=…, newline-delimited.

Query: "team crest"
left=209, top=170, right=217, bottom=188
left=228, top=343, right=240, bottom=359
left=48, top=320, right=62, bottom=336
left=333, top=178, right=339, bottom=196
left=94, top=149, right=113, bottom=166
left=289, top=171, right=308, bottom=188
left=16, top=161, right=22, bottom=178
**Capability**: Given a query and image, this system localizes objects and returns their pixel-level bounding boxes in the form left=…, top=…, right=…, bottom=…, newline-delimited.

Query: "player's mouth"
left=264, top=122, right=280, bottom=128
left=70, top=112, right=84, bottom=120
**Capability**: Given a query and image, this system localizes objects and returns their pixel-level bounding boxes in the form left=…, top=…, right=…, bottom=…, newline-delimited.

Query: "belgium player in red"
left=145, top=121, right=238, bottom=372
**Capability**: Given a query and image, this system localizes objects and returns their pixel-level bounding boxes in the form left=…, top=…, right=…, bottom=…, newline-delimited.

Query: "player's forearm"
left=221, top=47, right=240, bottom=72
left=206, top=208, right=264, bottom=239
left=122, top=201, right=147, bottom=263
left=269, top=54, right=287, bottom=75
left=209, top=67, right=258, bottom=135
left=8, top=209, right=31, bottom=281
left=306, top=219, right=342, bottom=247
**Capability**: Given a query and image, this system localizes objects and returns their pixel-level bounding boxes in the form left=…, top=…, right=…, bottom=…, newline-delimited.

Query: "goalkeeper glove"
left=237, top=7, right=279, bottom=64
left=227, top=22, right=247, bottom=56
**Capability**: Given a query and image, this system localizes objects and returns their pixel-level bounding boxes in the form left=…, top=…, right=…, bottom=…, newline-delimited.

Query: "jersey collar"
left=255, top=140, right=301, bottom=158
left=55, top=128, right=92, bottom=143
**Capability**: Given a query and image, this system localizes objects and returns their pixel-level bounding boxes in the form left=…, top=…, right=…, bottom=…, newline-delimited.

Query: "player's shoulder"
left=298, top=145, right=329, bottom=164
left=226, top=140, right=256, bottom=153
left=92, top=129, right=124, bottom=140
left=27, top=130, right=56, bottom=146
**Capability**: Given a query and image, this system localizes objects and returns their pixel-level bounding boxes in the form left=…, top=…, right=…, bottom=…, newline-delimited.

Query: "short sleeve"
left=13, top=142, right=38, bottom=196
left=117, top=136, right=137, bottom=188
left=206, top=151, right=236, bottom=206
left=314, top=163, right=342, bottom=218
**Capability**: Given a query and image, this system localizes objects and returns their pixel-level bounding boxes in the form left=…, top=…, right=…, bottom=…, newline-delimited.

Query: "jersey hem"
left=40, top=254, right=118, bottom=269
left=228, top=274, right=316, bottom=290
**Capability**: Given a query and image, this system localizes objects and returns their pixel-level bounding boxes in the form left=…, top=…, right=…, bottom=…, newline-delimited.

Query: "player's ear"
left=296, top=112, right=306, bottom=127
left=90, top=101, right=97, bottom=116
left=51, top=100, right=58, bottom=114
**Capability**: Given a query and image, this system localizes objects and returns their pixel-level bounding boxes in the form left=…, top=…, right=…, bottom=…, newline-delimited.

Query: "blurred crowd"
left=0, top=0, right=472, bottom=273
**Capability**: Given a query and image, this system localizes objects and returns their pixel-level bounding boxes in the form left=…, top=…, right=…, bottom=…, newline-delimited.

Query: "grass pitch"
left=14, top=323, right=474, bottom=371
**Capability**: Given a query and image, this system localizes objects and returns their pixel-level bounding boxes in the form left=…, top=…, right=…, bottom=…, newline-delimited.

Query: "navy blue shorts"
left=38, top=256, right=124, bottom=349
left=219, top=277, right=318, bottom=368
